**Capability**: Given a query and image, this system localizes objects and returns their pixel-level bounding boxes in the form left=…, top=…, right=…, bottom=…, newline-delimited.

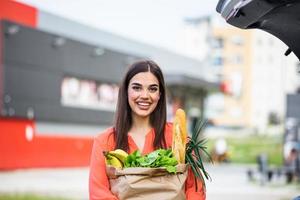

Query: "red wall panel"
left=0, top=1, right=97, bottom=170
left=0, top=0, right=37, bottom=28
left=0, top=118, right=94, bottom=169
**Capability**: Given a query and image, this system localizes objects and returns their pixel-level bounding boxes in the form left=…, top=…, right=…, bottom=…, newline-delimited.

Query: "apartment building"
left=178, top=15, right=299, bottom=132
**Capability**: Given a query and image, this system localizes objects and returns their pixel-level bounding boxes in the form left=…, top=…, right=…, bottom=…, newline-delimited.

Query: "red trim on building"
left=0, top=1, right=96, bottom=170
left=0, top=118, right=94, bottom=170
left=0, top=22, right=3, bottom=114
left=0, top=0, right=37, bottom=28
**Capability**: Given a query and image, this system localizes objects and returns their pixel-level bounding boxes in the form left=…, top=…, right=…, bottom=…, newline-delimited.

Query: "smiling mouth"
left=136, top=102, right=151, bottom=109
left=137, top=102, right=150, bottom=106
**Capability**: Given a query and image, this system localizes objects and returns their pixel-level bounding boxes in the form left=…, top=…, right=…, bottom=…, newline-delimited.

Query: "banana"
left=172, top=109, right=188, bottom=164
left=103, top=149, right=128, bottom=169
left=108, top=149, right=128, bottom=163
left=104, top=152, right=123, bottom=169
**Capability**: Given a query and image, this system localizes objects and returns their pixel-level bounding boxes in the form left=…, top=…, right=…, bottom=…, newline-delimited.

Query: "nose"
left=140, top=89, right=150, bottom=98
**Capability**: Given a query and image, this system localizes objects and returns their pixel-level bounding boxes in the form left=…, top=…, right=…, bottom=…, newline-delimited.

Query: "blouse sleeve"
left=89, top=134, right=118, bottom=200
left=185, top=167, right=206, bottom=200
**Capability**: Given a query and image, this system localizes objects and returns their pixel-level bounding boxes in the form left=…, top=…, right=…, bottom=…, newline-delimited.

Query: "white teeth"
left=137, top=102, right=150, bottom=106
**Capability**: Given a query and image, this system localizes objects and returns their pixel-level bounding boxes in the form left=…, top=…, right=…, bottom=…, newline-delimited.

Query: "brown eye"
left=149, top=86, right=158, bottom=93
left=132, top=86, right=141, bottom=91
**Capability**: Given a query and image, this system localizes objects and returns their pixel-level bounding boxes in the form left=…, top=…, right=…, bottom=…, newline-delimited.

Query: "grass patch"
left=206, top=134, right=283, bottom=166
left=0, top=193, right=69, bottom=200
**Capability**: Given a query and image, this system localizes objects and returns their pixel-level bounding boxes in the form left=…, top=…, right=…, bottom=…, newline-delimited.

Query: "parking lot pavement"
left=0, top=167, right=89, bottom=199
left=0, top=164, right=299, bottom=200
left=206, top=164, right=299, bottom=200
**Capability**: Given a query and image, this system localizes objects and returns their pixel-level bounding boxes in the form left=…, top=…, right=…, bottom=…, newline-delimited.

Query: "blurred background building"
left=1, top=1, right=300, bottom=199
left=1, top=0, right=300, bottom=170
left=0, top=0, right=218, bottom=169
left=177, top=14, right=300, bottom=134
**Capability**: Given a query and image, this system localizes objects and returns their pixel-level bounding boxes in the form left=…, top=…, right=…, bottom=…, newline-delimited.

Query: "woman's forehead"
left=129, top=72, right=159, bottom=85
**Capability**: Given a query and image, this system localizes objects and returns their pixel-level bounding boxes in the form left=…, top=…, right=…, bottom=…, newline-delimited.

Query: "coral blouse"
left=89, top=123, right=206, bottom=200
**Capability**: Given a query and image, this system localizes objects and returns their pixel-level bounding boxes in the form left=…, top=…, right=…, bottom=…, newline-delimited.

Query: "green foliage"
left=124, top=149, right=178, bottom=173
left=186, top=120, right=212, bottom=189
left=0, top=193, right=68, bottom=200
left=124, top=150, right=142, bottom=167
left=207, top=135, right=283, bottom=166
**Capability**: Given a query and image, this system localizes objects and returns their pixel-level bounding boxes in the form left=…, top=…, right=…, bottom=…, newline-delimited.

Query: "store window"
left=61, top=76, right=119, bottom=111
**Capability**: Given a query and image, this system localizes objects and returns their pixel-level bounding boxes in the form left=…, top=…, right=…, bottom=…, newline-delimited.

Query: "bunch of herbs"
left=124, top=149, right=178, bottom=173
left=185, top=119, right=212, bottom=189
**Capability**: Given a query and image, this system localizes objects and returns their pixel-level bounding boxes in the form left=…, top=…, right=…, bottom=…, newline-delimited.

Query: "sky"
left=18, top=0, right=219, bottom=51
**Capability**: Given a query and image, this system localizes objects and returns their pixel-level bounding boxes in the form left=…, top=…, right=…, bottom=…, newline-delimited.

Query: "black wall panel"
left=5, top=63, right=60, bottom=101
left=0, top=20, right=141, bottom=125
left=4, top=23, right=64, bottom=71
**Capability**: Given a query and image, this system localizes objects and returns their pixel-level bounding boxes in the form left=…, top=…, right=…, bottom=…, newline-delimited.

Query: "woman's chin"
left=134, top=110, right=152, bottom=118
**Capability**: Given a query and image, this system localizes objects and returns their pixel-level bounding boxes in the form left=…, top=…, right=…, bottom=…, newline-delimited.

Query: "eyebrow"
left=130, top=82, right=159, bottom=87
left=149, top=84, right=159, bottom=87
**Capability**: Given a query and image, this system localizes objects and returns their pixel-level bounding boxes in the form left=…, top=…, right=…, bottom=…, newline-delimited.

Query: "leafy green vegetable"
left=166, top=166, right=176, bottom=173
left=124, top=148, right=178, bottom=173
left=124, top=150, right=141, bottom=167
left=185, top=119, right=212, bottom=190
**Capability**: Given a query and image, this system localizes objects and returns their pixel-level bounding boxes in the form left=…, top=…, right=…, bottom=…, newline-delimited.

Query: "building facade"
left=212, top=21, right=299, bottom=132
left=178, top=15, right=299, bottom=132
left=0, top=1, right=218, bottom=169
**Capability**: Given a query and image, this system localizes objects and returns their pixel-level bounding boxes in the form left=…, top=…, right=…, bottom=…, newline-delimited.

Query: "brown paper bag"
left=106, top=164, right=188, bottom=200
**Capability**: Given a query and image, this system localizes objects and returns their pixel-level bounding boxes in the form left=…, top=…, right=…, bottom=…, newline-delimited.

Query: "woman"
left=89, top=60, right=205, bottom=200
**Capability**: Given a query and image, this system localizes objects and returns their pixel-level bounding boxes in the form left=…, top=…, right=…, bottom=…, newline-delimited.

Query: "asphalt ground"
left=0, top=164, right=299, bottom=200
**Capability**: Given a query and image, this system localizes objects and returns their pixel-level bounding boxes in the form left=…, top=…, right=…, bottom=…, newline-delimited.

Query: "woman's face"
left=128, top=71, right=160, bottom=119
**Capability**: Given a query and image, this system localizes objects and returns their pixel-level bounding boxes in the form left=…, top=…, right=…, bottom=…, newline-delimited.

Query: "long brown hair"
left=113, top=60, right=167, bottom=152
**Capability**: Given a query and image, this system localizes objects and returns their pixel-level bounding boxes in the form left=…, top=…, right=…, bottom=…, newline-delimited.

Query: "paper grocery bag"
left=106, top=164, right=188, bottom=200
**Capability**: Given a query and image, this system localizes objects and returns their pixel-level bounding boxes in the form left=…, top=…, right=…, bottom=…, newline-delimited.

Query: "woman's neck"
left=130, top=115, right=152, bottom=136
